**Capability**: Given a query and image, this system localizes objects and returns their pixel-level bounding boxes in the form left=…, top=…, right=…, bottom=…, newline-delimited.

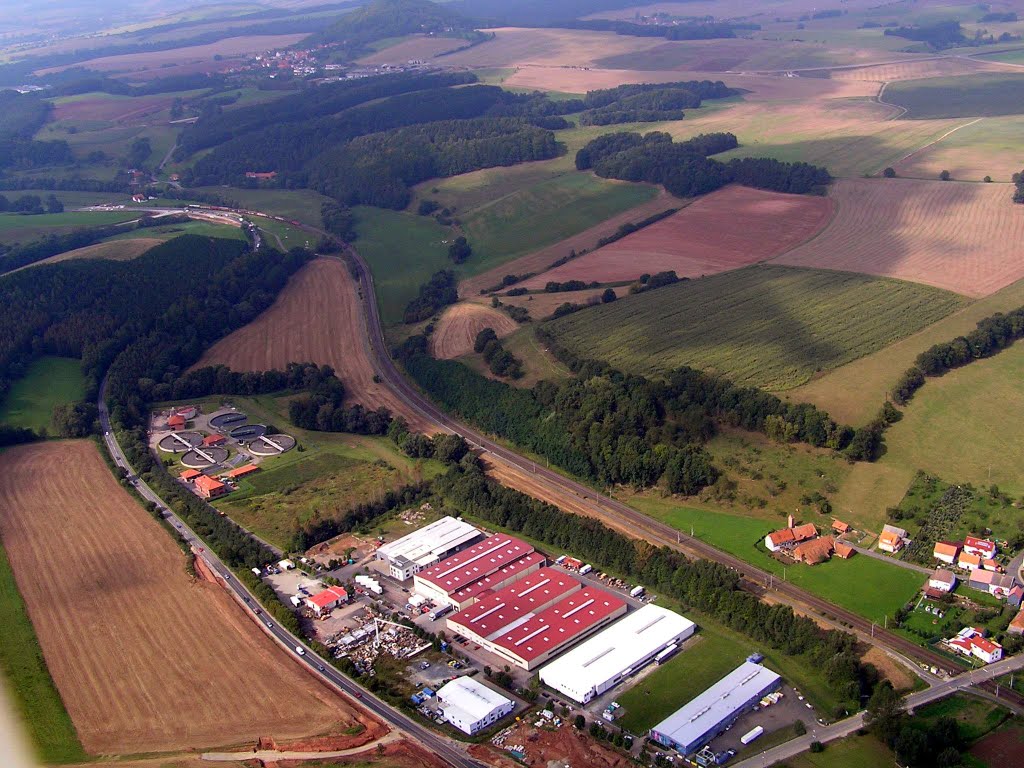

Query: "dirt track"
left=0, top=441, right=372, bottom=755
left=774, top=177, right=1024, bottom=297
left=196, top=258, right=435, bottom=431
left=519, top=186, right=833, bottom=289
left=430, top=303, right=518, bottom=359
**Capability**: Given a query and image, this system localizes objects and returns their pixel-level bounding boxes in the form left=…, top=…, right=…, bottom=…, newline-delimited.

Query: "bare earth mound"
left=460, top=188, right=670, bottom=297
left=774, top=178, right=1024, bottom=297
left=0, top=441, right=367, bottom=755
left=520, top=186, right=833, bottom=289
left=196, top=258, right=434, bottom=431
left=430, top=303, right=518, bottom=359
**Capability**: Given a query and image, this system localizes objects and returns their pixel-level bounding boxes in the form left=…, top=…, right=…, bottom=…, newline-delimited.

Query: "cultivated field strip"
left=829, top=57, right=1015, bottom=82
left=197, top=258, right=436, bottom=431
left=430, top=303, right=518, bottom=359
left=775, top=178, right=1024, bottom=297
left=519, top=186, right=833, bottom=289
left=545, top=264, right=967, bottom=390
left=0, top=441, right=362, bottom=755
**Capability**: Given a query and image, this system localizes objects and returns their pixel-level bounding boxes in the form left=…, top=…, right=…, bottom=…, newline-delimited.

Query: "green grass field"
left=459, top=173, right=657, bottom=275
left=106, top=219, right=245, bottom=243
left=626, top=497, right=923, bottom=623
left=192, top=186, right=336, bottom=227
left=879, top=341, right=1024, bottom=498
left=0, top=357, right=86, bottom=433
left=978, top=47, right=1024, bottom=65
left=0, top=211, right=139, bottom=244
left=617, top=631, right=751, bottom=733
left=0, top=541, right=85, bottom=764
left=544, top=265, right=968, bottom=391
left=785, top=733, right=893, bottom=768
left=885, top=74, right=1024, bottom=118
left=256, top=218, right=313, bottom=251
left=353, top=206, right=454, bottom=326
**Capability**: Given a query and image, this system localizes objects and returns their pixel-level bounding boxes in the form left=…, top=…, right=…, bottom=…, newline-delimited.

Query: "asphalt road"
left=732, top=653, right=1024, bottom=768
left=96, top=378, right=484, bottom=768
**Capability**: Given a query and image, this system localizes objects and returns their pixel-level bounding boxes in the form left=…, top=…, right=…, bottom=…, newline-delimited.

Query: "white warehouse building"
left=375, top=516, right=481, bottom=580
left=435, top=676, right=514, bottom=735
left=539, top=604, right=696, bottom=703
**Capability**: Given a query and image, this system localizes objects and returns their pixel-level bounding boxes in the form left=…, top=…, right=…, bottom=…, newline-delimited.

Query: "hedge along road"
left=144, top=206, right=960, bottom=689
left=95, top=377, right=486, bottom=768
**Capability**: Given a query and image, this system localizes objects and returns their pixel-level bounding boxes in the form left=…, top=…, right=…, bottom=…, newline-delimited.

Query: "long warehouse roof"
left=449, top=567, right=580, bottom=639
left=651, top=662, right=782, bottom=748
left=416, top=534, right=535, bottom=596
left=540, top=604, right=695, bottom=686
left=376, top=516, right=480, bottom=566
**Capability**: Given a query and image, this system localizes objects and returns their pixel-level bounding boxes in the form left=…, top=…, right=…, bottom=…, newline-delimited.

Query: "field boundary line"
left=876, top=81, right=907, bottom=120
left=887, top=116, right=985, bottom=172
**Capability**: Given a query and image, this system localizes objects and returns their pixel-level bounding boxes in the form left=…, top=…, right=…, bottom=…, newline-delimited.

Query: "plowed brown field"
left=459, top=188, right=670, bottom=297
left=196, top=258, right=434, bottom=431
left=519, top=186, right=833, bottom=289
left=773, top=178, right=1024, bottom=297
left=0, top=441, right=367, bottom=755
left=430, top=303, right=518, bottom=359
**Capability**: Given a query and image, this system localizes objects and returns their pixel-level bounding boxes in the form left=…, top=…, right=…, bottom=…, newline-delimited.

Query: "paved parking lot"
left=706, top=685, right=815, bottom=756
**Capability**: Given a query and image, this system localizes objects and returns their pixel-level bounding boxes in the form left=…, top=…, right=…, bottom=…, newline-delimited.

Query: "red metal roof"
left=490, top=585, right=627, bottom=664
left=417, top=534, right=535, bottom=596
left=167, top=414, right=186, bottom=426
left=227, top=464, right=260, bottom=478
left=965, top=536, right=996, bottom=554
left=448, top=551, right=546, bottom=605
left=308, top=586, right=347, bottom=607
left=448, top=567, right=580, bottom=638
left=180, top=469, right=202, bottom=480
left=202, top=434, right=225, bottom=446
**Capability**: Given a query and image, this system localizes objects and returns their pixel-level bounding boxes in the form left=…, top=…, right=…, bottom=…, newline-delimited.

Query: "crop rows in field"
left=544, top=264, right=967, bottom=391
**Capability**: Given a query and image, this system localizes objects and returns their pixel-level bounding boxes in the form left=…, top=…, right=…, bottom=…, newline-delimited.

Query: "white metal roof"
left=539, top=604, right=694, bottom=689
left=376, top=517, right=480, bottom=568
left=651, top=662, right=781, bottom=748
left=437, top=676, right=512, bottom=720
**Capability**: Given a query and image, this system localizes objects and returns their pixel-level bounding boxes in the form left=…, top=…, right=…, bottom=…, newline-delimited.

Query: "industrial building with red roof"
left=226, top=464, right=260, bottom=479
left=305, top=586, right=348, bottom=616
left=414, top=534, right=542, bottom=609
left=446, top=567, right=627, bottom=669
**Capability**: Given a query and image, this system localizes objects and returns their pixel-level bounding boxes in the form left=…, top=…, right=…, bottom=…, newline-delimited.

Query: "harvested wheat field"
left=196, top=258, right=434, bottom=431
left=14, top=238, right=162, bottom=272
left=430, top=303, right=518, bottom=359
left=894, top=115, right=1024, bottom=182
left=774, top=177, right=1024, bottom=297
left=459, top=188, right=671, bottom=297
left=437, top=27, right=665, bottom=69
left=357, top=35, right=473, bottom=65
left=0, top=441, right=369, bottom=755
left=829, top=56, right=1016, bottom=82
left=520, top=186, right=833, bottom=289
left=52, top=94, right=184, bottom=122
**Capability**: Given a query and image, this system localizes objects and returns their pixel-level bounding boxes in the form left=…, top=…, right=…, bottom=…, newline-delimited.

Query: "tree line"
left=1014, top=169, right=1024, bottom=203
left=561, top=18, right=756, bottom=41
left=404, top=269, right=458, bottom=323
left=891, top=306, right=1024, bottom=406
left=474, top=327, right=523, bottom=378
left=578, top=130, right=831, bottom=197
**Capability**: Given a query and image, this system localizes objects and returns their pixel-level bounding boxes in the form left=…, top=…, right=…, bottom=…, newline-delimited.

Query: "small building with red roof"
left=933, top=541, right=960, bottom=565
left=202, top=434, right=226, bottom=447
left=180, top=468, right=202, bottom=482
left=226, top=464, right=260, bottom=479
left=167, top=413, right=186, bottom=430
left=305, top=586, right=348, bottom=616
left=831, top=519, right=850, bottom=535
left=963, top=536, right=997, bottom=559
left=194, top=475, right=227, bottom=499
left=834, top=542, right=855, bottom=559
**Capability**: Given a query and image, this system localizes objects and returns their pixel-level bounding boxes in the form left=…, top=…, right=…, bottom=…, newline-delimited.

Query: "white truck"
left=428, top=605, right=453, bottom=621
left=295, top=646, right=305, bottom=656
left=579, top=564, right=593, bottom=575
left=630, top=585, right=645, bottom=598
left=740, top=726, right=764, bottom=745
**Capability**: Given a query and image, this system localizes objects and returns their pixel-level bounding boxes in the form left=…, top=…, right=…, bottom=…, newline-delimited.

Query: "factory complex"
left=539, top=604, right=696, bottom=704
left=376, top=516, right=481, bottom=580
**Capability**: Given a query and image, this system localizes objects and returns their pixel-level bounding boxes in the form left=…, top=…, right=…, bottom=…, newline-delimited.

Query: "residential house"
left=764, top=522, right=818, bottom=553
left=878, top=530, right=904, bottom=554
left=1009, top=608, right=1024, bottom=636
left=968, top=569, right=1017, bottom=599
left=834, top=542, right=855, bottom=559
left=933, top=541, right=960, bottom=565
left=831, top=519, right=850, bottom=535
left=793, top=537, right=835, bottom=565
left=963, top=536, right=997, bottom=559
left=928, top=569, right=957, bottom=593
left=947, top=627, right=1002, bottom=664
left=958, top=552, right=982, bottom=571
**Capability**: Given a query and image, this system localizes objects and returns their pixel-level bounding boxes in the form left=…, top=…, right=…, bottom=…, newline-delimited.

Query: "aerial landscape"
left=2, top=0, right=1024, bottom=766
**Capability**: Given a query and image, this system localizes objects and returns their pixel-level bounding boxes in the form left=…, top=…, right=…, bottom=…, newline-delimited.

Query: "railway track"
left=229, top=208, right=960, bottom=679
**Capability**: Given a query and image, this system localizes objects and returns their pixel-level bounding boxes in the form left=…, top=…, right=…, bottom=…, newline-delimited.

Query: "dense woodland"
left=0, top=91, right=72, bottom=172
left=1014, top=170, right=1024, bottom=203
left=564, top=18, right=754, bottom=40
left=404, top=269, right=458, bottom=323
left=578, top=130, right=831, bottom=197
left=402, top=331, right=860, bottom=495
left=307, top=0, right=483, bottom=54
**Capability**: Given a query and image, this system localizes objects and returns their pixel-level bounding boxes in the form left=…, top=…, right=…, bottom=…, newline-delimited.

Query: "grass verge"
left=0, top=356, right=85, bottom=433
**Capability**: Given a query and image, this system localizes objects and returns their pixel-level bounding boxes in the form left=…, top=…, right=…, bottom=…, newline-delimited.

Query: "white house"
left=435, top=676, right=514, bottom=735
left=963, top=536, right=997, bottom=559
left=928, top=569, right=957, bottom=593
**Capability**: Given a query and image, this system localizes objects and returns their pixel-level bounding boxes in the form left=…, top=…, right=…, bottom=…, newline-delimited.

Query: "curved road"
left=96, top=378, right=485, bottom=768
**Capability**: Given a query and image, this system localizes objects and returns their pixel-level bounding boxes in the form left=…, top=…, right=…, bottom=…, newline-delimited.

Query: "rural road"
left=96, top=378, right=486, bottom=768
left=732, top=654, right=1024, bottom=768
